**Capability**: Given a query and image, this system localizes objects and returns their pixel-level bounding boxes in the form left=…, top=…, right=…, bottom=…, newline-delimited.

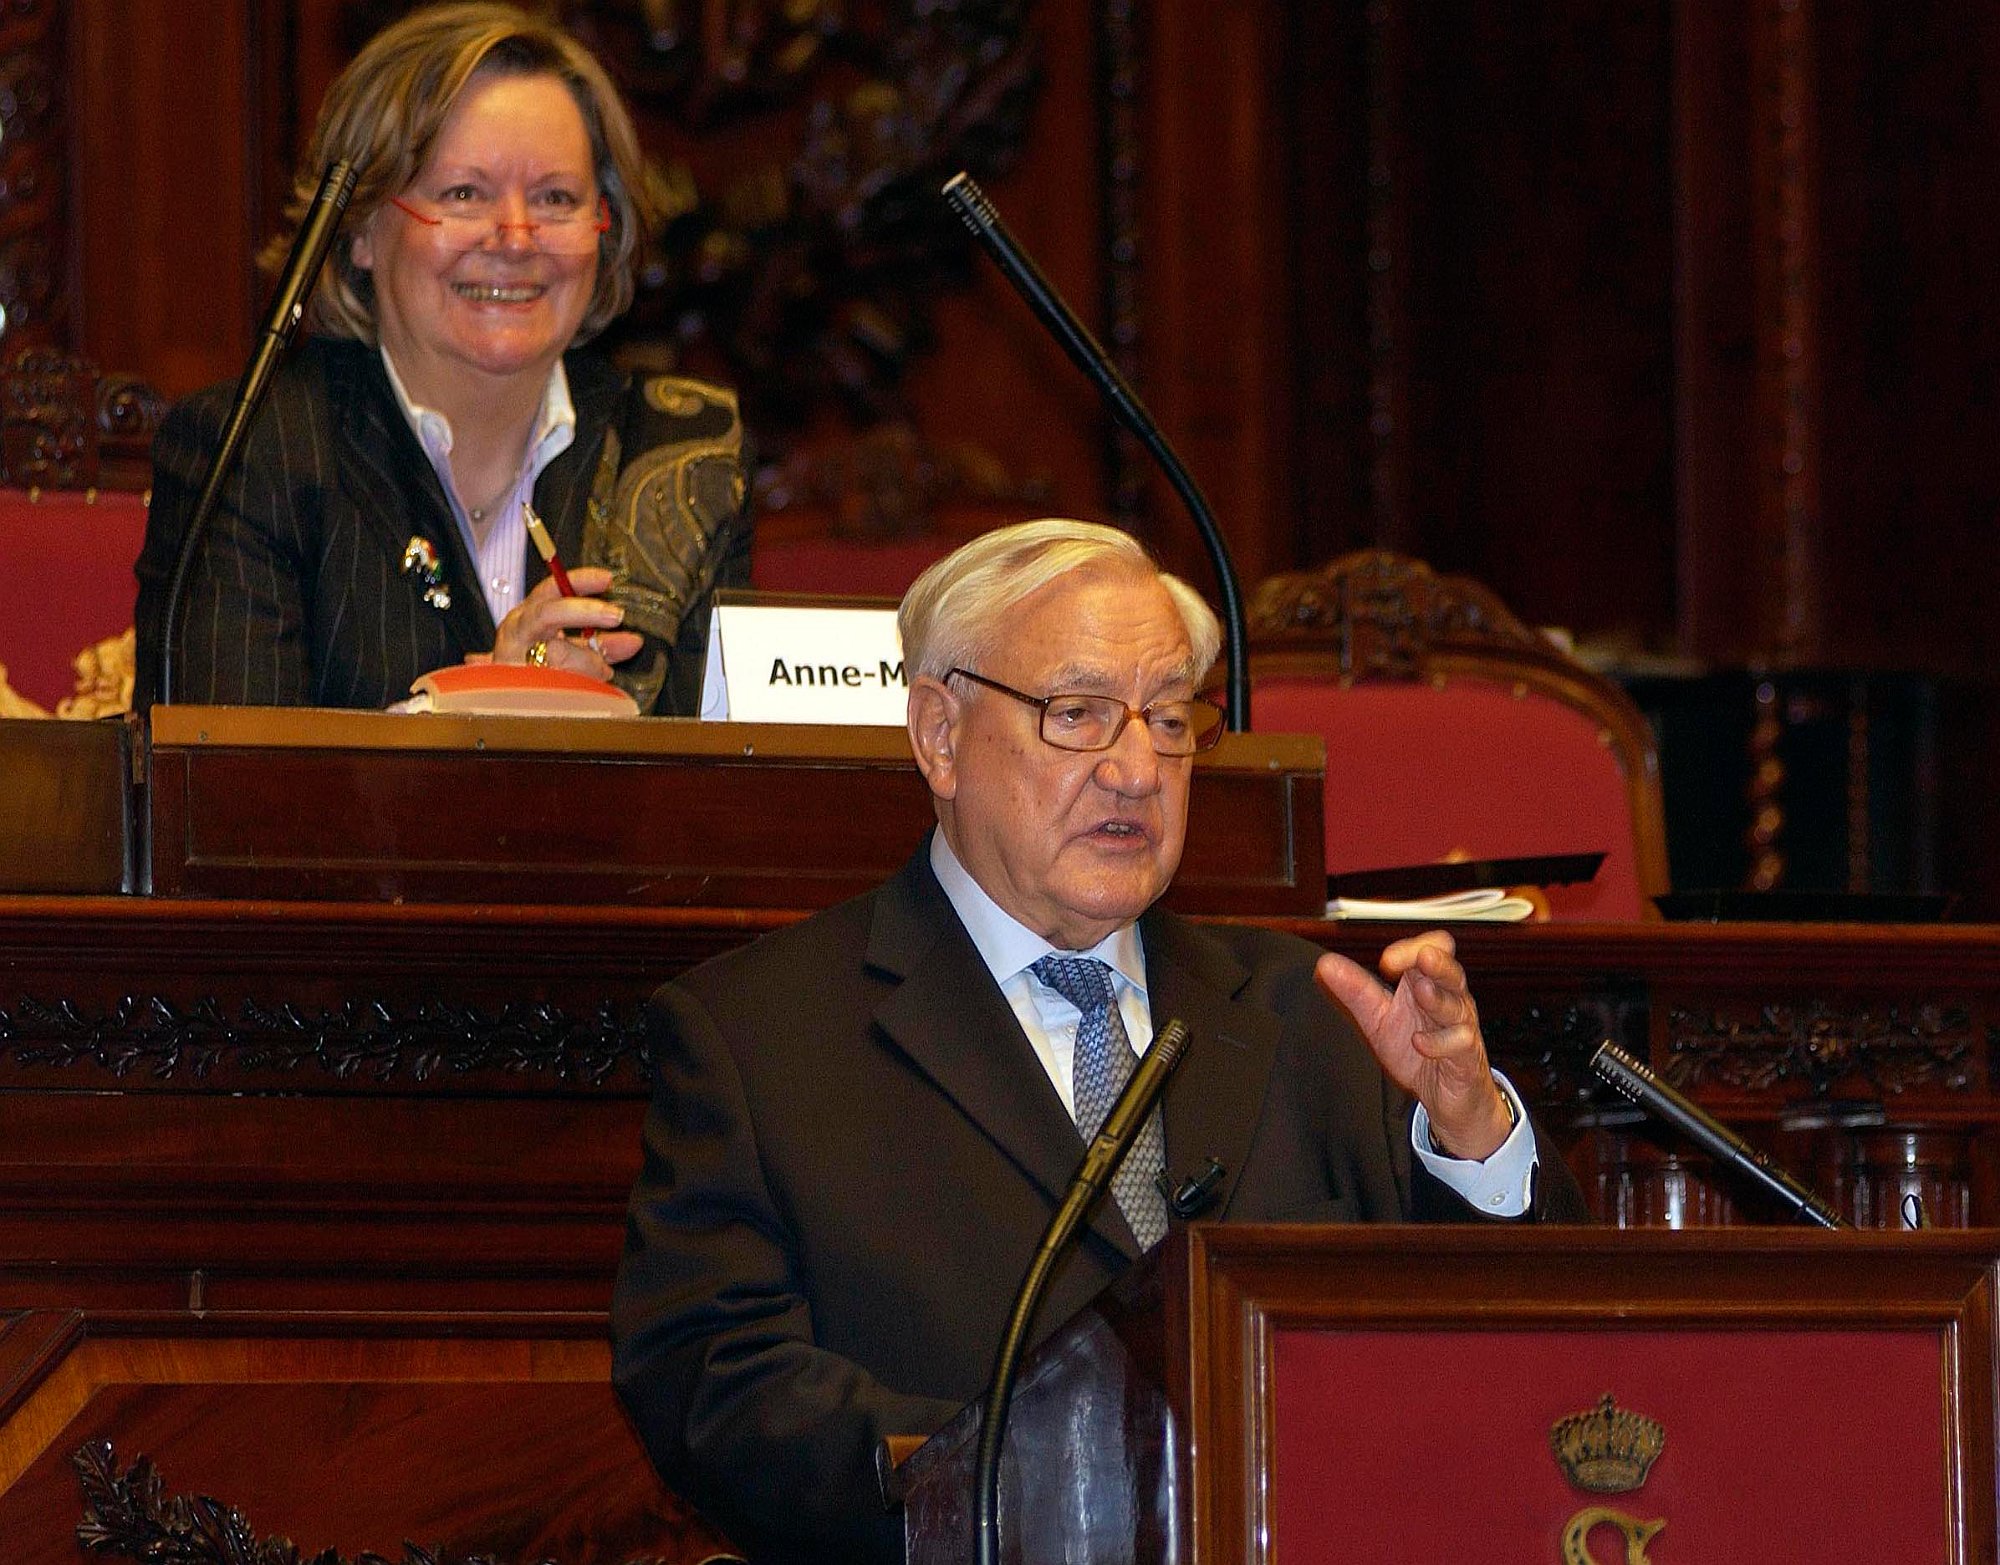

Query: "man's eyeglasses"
left=948, top=668, right=1226, bottom=756
left=389, top=192, right=612, bottom=257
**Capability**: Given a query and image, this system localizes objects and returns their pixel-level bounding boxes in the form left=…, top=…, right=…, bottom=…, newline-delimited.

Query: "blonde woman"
left=137, top=2, right=748, bottom=712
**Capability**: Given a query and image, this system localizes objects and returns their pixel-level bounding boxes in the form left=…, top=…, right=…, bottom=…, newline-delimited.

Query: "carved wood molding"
left=1663, top=1000, right=1980, bottom=1097
left=1247, top=548, right=1557, bottom=678
left=0, top=993, right=650, bottom=1089
left=1479, top=989, right=1650, bottom=1106
left=72, top=1440, right=714, bottom=1565
left=0, top=0, right=67, bottom=350
left=0, top=346, right=166, bottom=489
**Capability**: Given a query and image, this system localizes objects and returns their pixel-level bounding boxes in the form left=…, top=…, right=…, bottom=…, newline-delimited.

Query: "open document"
left=1325, top=887, right=1537, bottom=922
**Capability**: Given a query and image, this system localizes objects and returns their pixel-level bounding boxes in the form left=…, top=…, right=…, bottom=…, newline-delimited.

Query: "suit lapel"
left=866, top=851, right=1145, bottom=1261
left=1142, top=908, right=1282, bottom=1224
left=328, top=345, right=494, bottom=652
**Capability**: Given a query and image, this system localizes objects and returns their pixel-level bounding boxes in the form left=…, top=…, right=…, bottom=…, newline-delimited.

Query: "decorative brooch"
left=400, top=535, right=452, bottom=611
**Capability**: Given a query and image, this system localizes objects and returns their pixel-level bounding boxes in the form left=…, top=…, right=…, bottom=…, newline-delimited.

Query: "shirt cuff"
left=1410, top=1071, right=1537, bottom=1217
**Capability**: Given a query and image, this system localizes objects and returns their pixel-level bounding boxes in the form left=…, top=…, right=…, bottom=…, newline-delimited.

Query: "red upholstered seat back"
left=1248, top=549, right=1669, bottom=922
left=1253, top=674, right=1650, bottom=921
left=0, top=488, right=148, bottom=712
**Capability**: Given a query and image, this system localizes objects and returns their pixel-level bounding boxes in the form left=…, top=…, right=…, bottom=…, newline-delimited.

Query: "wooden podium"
left=901, top=1226, right=2000, bottom=1565
left=140, top=706, right=1326, bottom=914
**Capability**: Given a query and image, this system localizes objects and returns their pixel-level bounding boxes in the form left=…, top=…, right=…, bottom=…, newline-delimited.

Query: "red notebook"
left=405, top=663, right=639, bottom=718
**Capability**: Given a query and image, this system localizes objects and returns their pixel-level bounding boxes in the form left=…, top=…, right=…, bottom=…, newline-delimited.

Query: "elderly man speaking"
left=612, top=518, right=1588, bottom=1564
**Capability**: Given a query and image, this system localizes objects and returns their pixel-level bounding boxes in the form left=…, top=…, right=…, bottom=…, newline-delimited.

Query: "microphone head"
left=940, top=170, right=998, bottom=236
left=325, top=158, right=359, bottom=203
left=1588, top=1040, right=1646, bottom=1103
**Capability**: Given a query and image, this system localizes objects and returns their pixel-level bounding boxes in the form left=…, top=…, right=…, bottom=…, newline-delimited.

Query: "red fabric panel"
left=0, top=489, right=149, bottom=711
left=749, top=535, right=953, bottom=598
left=1253, top=677, right=1647, bottom=920
left=1272, top=1325, right=1952, bottom=1564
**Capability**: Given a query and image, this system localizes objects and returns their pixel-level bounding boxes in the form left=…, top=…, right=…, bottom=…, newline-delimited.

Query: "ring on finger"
left=526, top=640, right=549, bottom=667
left=584, top=631, right=603, bottom=655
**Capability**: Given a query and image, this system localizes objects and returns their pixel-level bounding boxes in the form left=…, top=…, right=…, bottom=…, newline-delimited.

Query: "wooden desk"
left=141, top=707, right=1326, bottom=914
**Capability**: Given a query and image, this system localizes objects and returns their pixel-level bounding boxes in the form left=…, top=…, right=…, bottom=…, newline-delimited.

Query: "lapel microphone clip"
left=1157, top=1157, right=1227, bottom=1220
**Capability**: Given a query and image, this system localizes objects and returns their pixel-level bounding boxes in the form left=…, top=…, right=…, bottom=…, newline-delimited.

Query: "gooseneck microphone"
left=1589, top=1041, right=1845, bottom=1229
left=157, top=159, right=358, bottom=706
left=973, top=1018, right=1192, bottom=1565
left=940, top=173, right=1251, bottom=733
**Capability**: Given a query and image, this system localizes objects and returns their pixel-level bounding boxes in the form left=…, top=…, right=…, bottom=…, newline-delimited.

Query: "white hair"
left=898, top=518, right=1223, bottom=683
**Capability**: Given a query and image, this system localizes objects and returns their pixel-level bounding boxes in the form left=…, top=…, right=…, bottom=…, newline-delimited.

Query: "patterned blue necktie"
left=1030, top=954, right=1169, bottom=1249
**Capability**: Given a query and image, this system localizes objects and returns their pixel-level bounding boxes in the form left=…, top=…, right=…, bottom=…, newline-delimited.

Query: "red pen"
left=522, top=501, right=576, bottom=596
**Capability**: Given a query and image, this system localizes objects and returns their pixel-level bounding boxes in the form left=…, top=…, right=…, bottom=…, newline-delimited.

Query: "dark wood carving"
left=1743, top=675, right=1787, bottom=890
left=0, top=347, right=166, bottom=490
left=0, top=993, right=650, bottom=1088
left=1664, top=1000, right=1980, bottom=1096
left=0, top=0, right=66, bottom=352
left=3, top=892, right=2000, bottom=1227
left=71, top=1441, right=706, bottom=1565
left=0, top=345, right=90, bottom=488
left=1248, top=548, right=1559, bottom=678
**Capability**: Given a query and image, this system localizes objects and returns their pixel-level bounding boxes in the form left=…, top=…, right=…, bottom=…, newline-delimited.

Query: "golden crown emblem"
left=1549, top=1394, right=1666, bottom=1493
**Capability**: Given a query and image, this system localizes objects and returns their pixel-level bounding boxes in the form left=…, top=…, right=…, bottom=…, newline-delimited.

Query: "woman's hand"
left=475, top=566, right=643, bottom=680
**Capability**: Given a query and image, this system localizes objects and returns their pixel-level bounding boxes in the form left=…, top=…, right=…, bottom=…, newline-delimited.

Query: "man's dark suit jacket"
left=611, top=845, right=1588, bottom=1564
left=134, top=335, right=749, bottom=712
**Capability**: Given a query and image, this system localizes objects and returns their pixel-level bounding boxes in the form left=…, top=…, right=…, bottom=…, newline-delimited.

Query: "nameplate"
left=700, top=602, right=908, bottom=724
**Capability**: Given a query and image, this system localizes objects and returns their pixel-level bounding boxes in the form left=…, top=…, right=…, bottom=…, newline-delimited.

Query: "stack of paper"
left=1324, top=887, right=1536, bottom=922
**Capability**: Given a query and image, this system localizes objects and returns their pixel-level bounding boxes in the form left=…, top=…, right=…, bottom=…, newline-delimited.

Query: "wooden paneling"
left=71, top=1, right=258, bottom=398
left=0, top=718, right=129, bottom=894
left=1810, top=4, right=2000, bottom=675
left=1280, top=0, right=1679, bottom=648
left=1137, top=0, right=1289, bottom=593
left=0, top=1320, right=736, bottom=1564
left=138, top=709, right=1327, bottom=915
left=0, top=2, right=70, bottom=349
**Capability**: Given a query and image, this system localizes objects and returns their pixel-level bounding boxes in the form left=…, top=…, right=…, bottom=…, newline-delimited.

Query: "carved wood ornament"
left=73, top=1440, right=717, bottom=1565
left=0, top=992, right=650, bottom=1088
left=0, top=0, right=66, bottom=351
left=1248, top=548, right=1561, bottom=679
left=0, top=346, right=165, bottom=489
